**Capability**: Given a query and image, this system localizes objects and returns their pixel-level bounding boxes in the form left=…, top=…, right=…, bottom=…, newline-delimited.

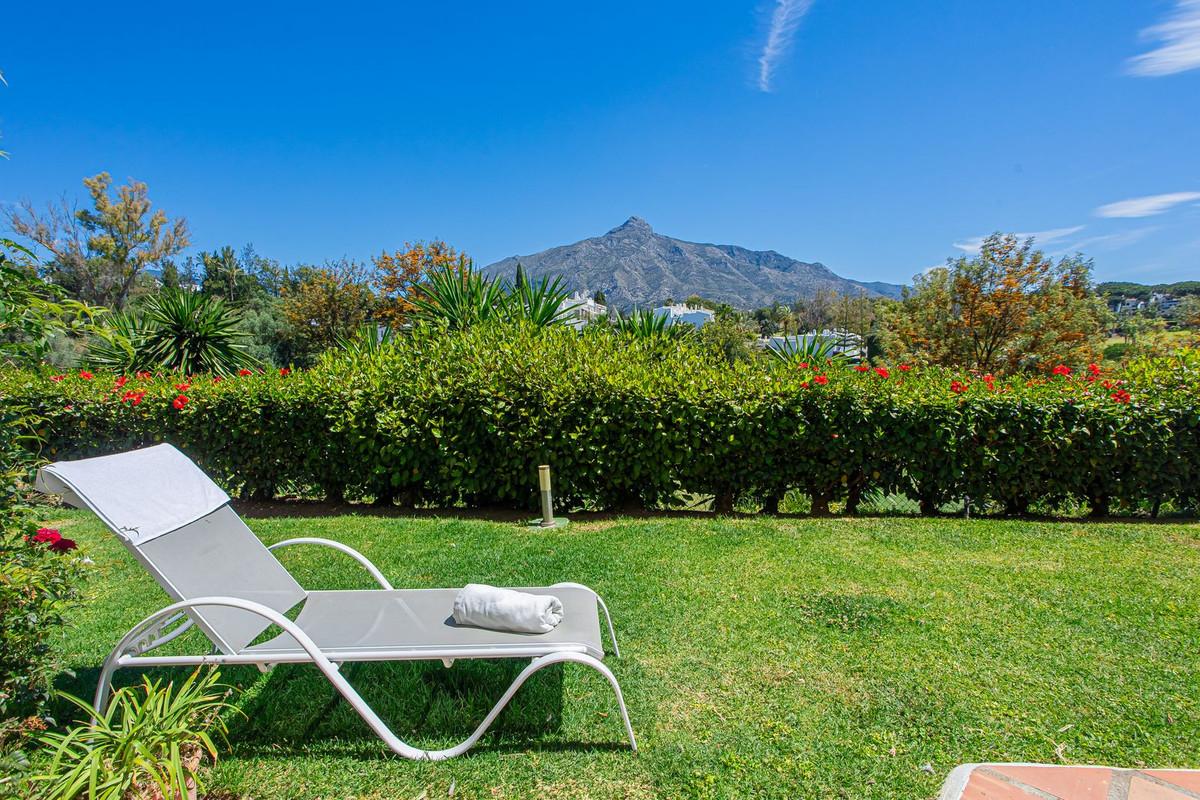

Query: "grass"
left=40, top=509, right=1200, bottom=799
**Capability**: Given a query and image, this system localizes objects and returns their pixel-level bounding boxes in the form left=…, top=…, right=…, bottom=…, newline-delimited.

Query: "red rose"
left=238, top=368, right=252, bottom=377
left=49, top=537, right=77, bottom=552
left=173, top=394, right=189, bottom=410
left=814, top=375, right=829, bottom=385
left=950, top=380, right=968, bottom=394
left=1051, top=364, right=1071, bottom=377
left=279, top=367, right=291, bottom=377
left=79, top=370, right=93, bottom=380
left=50, top=374, right=66, bottom=382
left=899, top=364, right=911, bottom=372
left=874, top=367, right=890, bottom=379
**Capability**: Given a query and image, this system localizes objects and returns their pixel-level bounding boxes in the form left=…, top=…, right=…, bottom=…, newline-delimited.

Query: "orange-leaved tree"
left=879, top=233, right=1107, bottom=372
left=372, top=241, right=470, bottom=328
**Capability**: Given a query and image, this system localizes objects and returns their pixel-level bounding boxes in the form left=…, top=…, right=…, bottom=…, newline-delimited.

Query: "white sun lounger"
left=36, top=444, right=636, bottom=761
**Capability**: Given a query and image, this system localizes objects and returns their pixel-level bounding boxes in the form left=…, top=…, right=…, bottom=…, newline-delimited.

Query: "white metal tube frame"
left=92, top=594, right=636, bottom=760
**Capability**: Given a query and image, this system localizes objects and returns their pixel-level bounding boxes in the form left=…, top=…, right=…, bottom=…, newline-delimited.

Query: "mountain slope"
left=481, top=217, right=903, bottom=309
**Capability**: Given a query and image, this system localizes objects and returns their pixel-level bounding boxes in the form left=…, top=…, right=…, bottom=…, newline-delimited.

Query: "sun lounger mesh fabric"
left=36, top=443, right=230, bottom=545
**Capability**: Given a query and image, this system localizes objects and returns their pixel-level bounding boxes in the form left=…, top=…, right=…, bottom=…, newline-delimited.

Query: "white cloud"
left=1053, top=227, right=1158, bottom=255
left=1127, top=0, right=1200, bottom=76
left=1095, top=191, right=1200, bottom=218
left=757, top=0, right=815, bottom=92
left=952, top=226, right=1084, bottom=254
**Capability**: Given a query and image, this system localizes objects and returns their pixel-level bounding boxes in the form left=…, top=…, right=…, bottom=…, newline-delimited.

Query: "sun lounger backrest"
left=37, top=444, right=306, bottom=653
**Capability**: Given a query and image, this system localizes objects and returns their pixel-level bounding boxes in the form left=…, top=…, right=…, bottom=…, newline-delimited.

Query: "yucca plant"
left=613, top=309, right=694, bottom=340
left=766, top=333, right=846, bottom=365
left=86, top=289, right=258, bottom=376
left=409, top=264, right=506, bottom=330
left=334, top=322, right=395, bottom=361
left=503, top=272, right=577, bottom=328
left=31, top=668, right=234, bottom=800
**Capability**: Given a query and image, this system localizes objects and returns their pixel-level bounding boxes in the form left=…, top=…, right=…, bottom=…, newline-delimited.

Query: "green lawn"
left=41, top=509, right=1200, bottom=799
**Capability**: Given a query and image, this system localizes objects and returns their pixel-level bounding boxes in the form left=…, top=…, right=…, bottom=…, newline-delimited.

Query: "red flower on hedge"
left=899, top=364, right=911, bottom=372
left=1051, top=364, right=1071, bottom=377
left=79, top=370, right=93, bottom=380
left=173, top=394, right=189, bottom=410
left=799, top=381, right=810, bottom=389
left=814, top=374, right=829, bottom=385
left=174, top=382, right=191, bottom=391
left=136, top=371, right=152, bottom=380
left=874, top=366, right=890, bottom=379
left=49, top=536, right=78, bottom=552
left=30, top=528, right=75, bottom=551
left=950, top=380, right=968, bottom=394
left=1111, top=389, right=1131, bottom=404
left=113, top=375, right=128, bottom=389
left=854, top=365, right=869, bottom=372
left=50, top=374, right=66, bottom=382
left=983, top=373, right=996, bottom=391
left=122, top=390, right=146, bottom=406
left=279, top=367, right=291, bottom=377
left=212, top=376, right=223, bottom=383
left=798, top=362, right=809, bottom=369
left=1088, top=362, right=1101, bottom=377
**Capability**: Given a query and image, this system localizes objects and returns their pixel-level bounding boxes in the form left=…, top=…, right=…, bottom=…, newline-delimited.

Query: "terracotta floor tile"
left=1128, top=775, right=1195, bottom=799
left=1142, top=772, right=1200, bottom=794
left=988, top=766, right=1112, bottom=800
left=961, top=771, right=1040, bottom=799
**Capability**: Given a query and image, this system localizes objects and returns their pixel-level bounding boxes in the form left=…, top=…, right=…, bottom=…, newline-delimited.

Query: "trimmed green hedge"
left=3, top=325, right=1198, bottom=516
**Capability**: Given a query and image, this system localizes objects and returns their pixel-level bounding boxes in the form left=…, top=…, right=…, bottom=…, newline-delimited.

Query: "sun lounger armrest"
left=268, top=538, right=394, bottom=590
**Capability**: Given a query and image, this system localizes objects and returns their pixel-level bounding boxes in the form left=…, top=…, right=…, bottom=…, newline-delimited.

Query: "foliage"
left=373, top=241, right=468, bottom=328
left=696, top=315, right=757, bottom=365
left=5, top=326, right=1197, bottom=517
left=765, top=332, right=845, bottom=365
left=0, top=240, right=102, bottom=369
left=611, top=309, right=693, bottom=339
left=86, top=289, right=259, bottom=377
left=880, top=233, right=1108, bottom=372
left=5, top=174, right=189, bottom=309
left=31, top=669, right=233, bottom=800
left=408, top=263, right=507, bottom=330
left=281, top=261, right=376, bottom=354
left=503, top=268, right=577, bottom=327
left=1, top=524, right=83, bottom=723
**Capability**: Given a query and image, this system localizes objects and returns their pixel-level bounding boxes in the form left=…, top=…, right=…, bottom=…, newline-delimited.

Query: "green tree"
left=879, top=233, right=1107, bottom=372
left=5, top=173, right=190, bottom=309
left=282, top=260, right=376, bottom=355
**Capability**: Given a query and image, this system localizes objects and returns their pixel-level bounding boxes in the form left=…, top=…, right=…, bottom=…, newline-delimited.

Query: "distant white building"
left=560, top=291, right=610, bottom=329
left=764, top=329, right=865, bottom=361
left=651, top=303, right=715, bottom=329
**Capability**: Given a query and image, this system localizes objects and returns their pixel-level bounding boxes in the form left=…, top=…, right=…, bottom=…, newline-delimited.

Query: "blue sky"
left=2, top=1, right=1198, bottom=286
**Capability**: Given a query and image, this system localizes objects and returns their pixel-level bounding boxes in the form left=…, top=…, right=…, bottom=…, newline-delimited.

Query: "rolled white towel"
left=452, top=583, right=564, bottom=634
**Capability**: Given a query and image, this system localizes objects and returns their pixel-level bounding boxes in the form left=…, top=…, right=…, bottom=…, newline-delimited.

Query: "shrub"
left=2, top=326, right=1197, bottom=517
left=31, top=668, right=233, bottom=800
